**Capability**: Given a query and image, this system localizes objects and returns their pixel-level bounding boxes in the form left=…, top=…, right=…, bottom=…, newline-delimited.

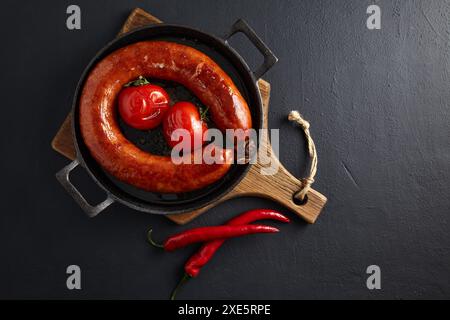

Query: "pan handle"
left=225, top=19, right=278, bottom=80
left=56, top=159, right=115, bottom=218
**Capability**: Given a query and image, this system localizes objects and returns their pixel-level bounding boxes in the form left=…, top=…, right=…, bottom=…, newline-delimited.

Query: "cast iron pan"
left=56, top=19, right=278, bottom=217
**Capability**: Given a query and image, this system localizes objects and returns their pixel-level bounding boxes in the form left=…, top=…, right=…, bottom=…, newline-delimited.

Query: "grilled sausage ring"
left=79, top=41, right=252, bottom=193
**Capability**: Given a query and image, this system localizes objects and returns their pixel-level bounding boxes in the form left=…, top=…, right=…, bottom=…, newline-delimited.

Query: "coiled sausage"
left=79, top=41, right=252, bottom=193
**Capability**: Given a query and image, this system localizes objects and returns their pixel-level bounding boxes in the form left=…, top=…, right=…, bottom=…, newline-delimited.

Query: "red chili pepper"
left=170, top=209, right=290, bottom=299
left=185, top=210, right=289, bottom=277
left=148, top=224, right=279, bottom=252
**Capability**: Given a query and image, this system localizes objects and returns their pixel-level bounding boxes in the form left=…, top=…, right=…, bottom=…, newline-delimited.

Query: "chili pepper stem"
left=170, top=273, right=191, bottom=300
left=147, top=229, right=164, bottom=249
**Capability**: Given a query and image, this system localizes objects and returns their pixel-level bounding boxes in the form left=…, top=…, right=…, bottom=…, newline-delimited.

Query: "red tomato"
left=163, top=102, right=208, bottom=149
left=118, top=82, right=170, bottom=130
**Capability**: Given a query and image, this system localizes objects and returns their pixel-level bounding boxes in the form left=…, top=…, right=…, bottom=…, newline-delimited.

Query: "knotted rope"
left=288, top=111, right=317, bottom=201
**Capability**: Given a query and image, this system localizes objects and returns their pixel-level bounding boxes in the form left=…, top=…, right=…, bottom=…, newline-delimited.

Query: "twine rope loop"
left=288, top=110, right=317, bottom=201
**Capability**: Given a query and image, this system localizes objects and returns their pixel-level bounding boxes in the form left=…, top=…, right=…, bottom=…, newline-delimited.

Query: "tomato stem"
left=200, top=106, right=209, bottom=122
left=124, top=75, right=150, bottom=87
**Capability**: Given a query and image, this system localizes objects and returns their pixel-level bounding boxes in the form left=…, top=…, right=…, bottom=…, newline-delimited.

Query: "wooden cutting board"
left=52, top=8, right=327, bottom=225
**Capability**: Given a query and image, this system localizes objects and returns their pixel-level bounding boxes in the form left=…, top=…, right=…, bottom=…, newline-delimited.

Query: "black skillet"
left=56, top=19, right=277, bottom=217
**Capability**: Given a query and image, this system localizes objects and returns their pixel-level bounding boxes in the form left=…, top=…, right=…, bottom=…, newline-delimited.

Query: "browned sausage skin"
left=79, top=41, right=252, bottom=193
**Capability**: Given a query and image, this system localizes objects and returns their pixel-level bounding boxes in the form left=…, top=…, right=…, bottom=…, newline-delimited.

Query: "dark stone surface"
left=0, top=0, right=449, bottom=299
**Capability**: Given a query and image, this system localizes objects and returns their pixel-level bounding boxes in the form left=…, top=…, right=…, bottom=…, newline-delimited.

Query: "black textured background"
left=0, top=0, right=449, bottom=299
